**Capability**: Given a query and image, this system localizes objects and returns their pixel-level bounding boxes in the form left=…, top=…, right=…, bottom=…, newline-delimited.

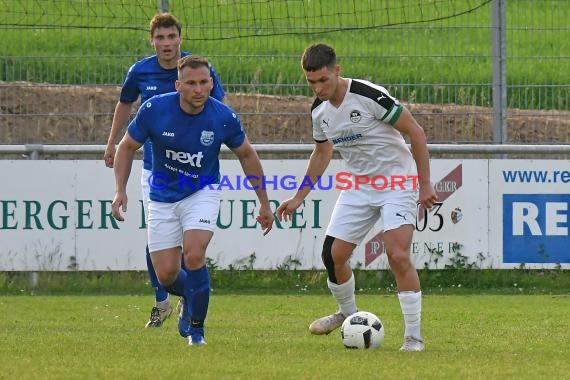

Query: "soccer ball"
left=340, top=311, right=385, bottom=349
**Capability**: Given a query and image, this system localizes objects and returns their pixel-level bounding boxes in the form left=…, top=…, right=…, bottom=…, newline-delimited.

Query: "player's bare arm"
left=231, top=138, right=274, bottom=235
left=277, top=140, right=333, bottom=222
left=105, top=101, right=135, bottom=168
left=393, top=107, right=438, bottom=209
left=111, top=133, right=143, bottom=221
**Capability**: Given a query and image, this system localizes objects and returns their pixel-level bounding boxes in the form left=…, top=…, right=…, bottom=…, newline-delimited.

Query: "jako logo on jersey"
left=199, top=219, right=211, bottom=224
left=332, top=134, right=363, bottom=144
left=146, top=85, right=158, bottom=91
left=162, top=131, right=174, bottom=137
left=165, top=150, right=204, bottom=167
left=200, top=130, right=215, bottom=146
left=349, top=110, right=362, bottom=123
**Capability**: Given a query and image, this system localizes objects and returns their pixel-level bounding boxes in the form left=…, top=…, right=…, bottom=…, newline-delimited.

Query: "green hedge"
left=1, top=268, right=569, bottom=296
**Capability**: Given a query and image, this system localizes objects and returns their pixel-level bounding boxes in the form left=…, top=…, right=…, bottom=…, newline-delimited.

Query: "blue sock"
left=185, top=265, right=210, bottom=323
left=146, top=246, right=169, bottom=302
left=163, top=268, right=187, bottom=298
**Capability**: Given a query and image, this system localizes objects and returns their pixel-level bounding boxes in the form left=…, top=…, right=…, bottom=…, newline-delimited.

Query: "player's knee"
left=386, top=248, right=412, bottom=271
left=321, top=235, right=335, bottom=268
left=156, top=266, right=178, bottom=286
left=321, top=235, right=337, bottom=283
left=183, top=251, right=206, bottom=270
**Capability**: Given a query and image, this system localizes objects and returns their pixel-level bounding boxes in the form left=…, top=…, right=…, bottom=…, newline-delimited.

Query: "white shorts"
left=147, top=189, right=221, bottom=252
left=326, top=187, right=417, bottom=245
left=141, top=168, right=151, bottom=224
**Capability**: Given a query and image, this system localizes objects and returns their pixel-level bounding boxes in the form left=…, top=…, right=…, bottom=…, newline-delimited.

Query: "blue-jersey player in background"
left=111, top=55, right=274, bottom=345
left=104, top=13, right=225, bottom=328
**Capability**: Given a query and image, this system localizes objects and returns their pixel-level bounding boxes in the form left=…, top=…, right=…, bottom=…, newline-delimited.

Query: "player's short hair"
left=301, top=43, right=337, bottom=72
left=177, top=55, right=210, bottom=74
left=150, top=13, right=182, bottom=37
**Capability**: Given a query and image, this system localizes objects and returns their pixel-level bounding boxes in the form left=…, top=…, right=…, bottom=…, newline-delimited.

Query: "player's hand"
left=256, top=202, right=274, bottom=236
left=104, top=144, right=116, bottom=168
left=111, top=192, right=128, bottom=221
left=419, top=182, right=438, bottom=209
left=276, top=197, right=304, bottom=222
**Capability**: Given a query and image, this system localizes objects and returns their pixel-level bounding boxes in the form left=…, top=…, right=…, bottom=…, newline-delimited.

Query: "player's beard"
left=181, top=94, right=207, bottom=113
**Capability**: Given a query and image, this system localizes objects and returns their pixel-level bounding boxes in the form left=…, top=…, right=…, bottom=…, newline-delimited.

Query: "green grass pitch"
left=2, top=294, right=569, bottom=379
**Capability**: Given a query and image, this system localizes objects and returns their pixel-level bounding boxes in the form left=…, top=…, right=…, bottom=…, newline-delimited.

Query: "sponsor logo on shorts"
left=395, top=212, right=409, bottom=222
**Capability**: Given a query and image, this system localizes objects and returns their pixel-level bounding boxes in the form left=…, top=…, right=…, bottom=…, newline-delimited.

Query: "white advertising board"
left=1, top=159, right=567, bottom=271
left=359, top=160, right=490, bottom=270
left=0, top=161, right=146, bottom=270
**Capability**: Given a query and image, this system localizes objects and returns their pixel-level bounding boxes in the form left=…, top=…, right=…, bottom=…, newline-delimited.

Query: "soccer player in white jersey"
left=277, top=43, right=437, bottom=352
left=112, top=55, right=274, bottom=345
left=104, top=13, right=226, bottom=329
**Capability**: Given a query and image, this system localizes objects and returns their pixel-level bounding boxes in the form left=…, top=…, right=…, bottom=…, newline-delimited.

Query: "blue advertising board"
left=503, top=194, right=570, bottom=263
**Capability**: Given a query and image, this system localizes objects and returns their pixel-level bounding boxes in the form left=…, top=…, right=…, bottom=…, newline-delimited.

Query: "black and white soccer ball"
left=340, top=311, right=385, bottom=349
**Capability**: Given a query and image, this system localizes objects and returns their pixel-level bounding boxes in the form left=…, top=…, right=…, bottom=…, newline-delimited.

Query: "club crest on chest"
left=200, top=130, right=215, bottom=146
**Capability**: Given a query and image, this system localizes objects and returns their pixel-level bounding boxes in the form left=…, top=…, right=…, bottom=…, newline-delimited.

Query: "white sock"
left=156, top=297, right=171, bottom=310
left=398, top=290, right=422, bottom=340
left=327, top=273, right=357, bottom=317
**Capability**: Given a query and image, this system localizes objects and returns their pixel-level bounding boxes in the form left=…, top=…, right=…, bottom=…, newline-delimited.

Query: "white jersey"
left=311, top=78, right=417, bottom=179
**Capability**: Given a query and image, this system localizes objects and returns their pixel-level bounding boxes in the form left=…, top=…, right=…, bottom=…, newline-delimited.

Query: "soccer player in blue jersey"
left=111, top=55, right=274, bottom=345
left=104, top=13, right=226, bottom=328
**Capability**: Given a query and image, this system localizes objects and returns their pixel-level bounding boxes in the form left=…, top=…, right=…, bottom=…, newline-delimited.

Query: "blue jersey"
left=128, top=92, right=245, bottom=203
left=120, top=52, right=225, bottom=170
